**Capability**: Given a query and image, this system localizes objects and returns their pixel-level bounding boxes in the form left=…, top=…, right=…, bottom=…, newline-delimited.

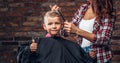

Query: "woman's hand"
left=89, top=50, right=96, bottom=59
left=49, top=5, right=59, bottom=12
left=64, top=21, right=79, bottom=34
left=30, top=39, right=38, bottom=52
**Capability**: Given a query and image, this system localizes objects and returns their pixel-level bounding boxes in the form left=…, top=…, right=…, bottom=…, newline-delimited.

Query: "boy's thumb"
left=65, top=20, right=68, bottom=22
left=32, top=39, right=35, bottom=43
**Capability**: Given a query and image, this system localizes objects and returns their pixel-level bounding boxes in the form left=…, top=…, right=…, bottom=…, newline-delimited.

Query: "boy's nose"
left=52, top=24, right=56, bottom=28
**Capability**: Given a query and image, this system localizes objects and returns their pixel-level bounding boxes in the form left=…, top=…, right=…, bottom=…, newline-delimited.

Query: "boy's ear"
left=61, top=23, right=64, bottom=29
left=43, top=24, right=47, bottom=30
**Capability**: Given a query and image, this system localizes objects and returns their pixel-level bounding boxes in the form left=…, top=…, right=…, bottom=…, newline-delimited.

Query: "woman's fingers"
left=49, top=5, right=59, bottom=12
left=64, top=24, right=71, bottom=28
left=89, top=51, right=96, bottom=59
left=64, top=21, right=71, bottom=27
left=64, top=21, right=71, bottom=32
left=64, top=27, right=71, bottom=32
left=49, top=5, right=52, bottom=9
left=64, top=21, right=77, bottom=33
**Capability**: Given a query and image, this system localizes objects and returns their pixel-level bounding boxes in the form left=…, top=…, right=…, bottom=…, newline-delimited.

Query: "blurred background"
left=0, top=0, right=120, bottom=63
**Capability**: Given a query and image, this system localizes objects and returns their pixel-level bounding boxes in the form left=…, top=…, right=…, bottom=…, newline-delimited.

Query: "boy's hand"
left=30, top=39, right=38, bottom=52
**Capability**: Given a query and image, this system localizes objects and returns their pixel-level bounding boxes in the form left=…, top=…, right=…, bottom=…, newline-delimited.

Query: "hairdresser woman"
left=50, top=0, right=115, bottom=63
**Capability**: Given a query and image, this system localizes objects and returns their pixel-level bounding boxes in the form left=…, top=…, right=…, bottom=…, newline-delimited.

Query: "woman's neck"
left=83, top=7, right=96, bottom=20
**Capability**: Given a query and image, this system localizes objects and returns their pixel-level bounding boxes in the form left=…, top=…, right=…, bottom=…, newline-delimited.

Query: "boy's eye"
left=48, top=23, right=52, bottom=25
left=47, top=22, right=61, bottom=25
left=55, top=22, right=61, bottom=24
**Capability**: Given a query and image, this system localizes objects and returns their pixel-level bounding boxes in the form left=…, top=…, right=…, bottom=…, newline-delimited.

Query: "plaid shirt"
left=72, top=3, right=114, bottom=63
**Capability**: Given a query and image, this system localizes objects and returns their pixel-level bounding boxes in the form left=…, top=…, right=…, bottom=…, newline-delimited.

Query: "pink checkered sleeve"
left=93, top=18, right=114, bottom=45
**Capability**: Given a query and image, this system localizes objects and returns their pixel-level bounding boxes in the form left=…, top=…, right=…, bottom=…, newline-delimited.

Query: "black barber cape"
left=17, top=36, right=93, bottom=63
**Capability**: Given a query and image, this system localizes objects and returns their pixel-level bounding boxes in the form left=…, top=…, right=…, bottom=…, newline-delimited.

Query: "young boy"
left=30, top=11, right=63, bottom=52
left=17, top=11, right=93, bottom=63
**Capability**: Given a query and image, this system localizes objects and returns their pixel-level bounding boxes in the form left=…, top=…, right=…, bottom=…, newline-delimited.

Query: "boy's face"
left=43, top=17, right=62, bottom=36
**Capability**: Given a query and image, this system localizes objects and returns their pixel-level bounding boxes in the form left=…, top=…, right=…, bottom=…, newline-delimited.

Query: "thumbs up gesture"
left=30, top=39, right=38, bottom=52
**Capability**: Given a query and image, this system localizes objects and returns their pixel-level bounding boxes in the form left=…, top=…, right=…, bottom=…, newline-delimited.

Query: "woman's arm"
left=64, top=18, right=114, bottom=45
left=76, top=27, right=95, bottom=42
left=64, top=21, right=95, bottom=42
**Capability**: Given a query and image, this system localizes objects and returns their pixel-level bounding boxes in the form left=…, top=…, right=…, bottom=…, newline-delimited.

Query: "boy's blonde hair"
left=44, top=11, right=61, bottom=23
